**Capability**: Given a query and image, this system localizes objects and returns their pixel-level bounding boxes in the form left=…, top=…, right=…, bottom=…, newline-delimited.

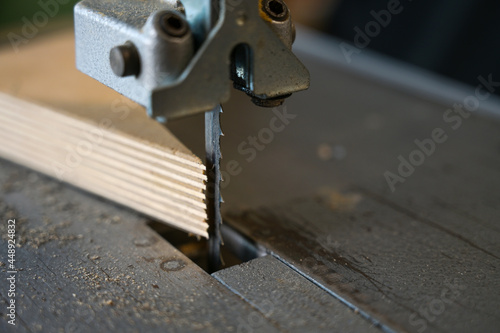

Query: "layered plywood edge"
left=0, top=30, right=208, bottom=237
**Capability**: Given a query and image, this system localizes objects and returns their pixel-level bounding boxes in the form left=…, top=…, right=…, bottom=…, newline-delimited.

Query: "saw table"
left=1, top=21, right=500, bottom=333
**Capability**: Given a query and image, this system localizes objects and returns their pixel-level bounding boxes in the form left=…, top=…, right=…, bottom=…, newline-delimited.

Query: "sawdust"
left=0, top=201, right=19, bottom=221
left=2, top=170, right=21, bottom=193
left=96, top=213, right=122, bottom=225
left=104, top=300, right=115, bottom=306
left=0, top=202, right=26, bottom=246
left=57, top=263, right=162, bottom=314
left=0, top=201, right=81, bottom=248
left=63, top=264, right=140, bottom=292
left=317, top=188, right=363, bottom=212
left=22, top=220, right=83, bottom=249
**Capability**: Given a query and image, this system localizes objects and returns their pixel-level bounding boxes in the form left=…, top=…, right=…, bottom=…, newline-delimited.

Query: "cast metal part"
left=74, top=0, right=310, bottom=122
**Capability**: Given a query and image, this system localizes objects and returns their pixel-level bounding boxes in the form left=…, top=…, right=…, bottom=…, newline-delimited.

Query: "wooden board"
left=0, top=31, right=208, bottom=237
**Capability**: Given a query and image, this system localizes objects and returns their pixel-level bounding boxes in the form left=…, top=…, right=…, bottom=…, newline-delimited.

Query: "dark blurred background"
left=1, top=0, right=498, bottom=95
left=288, top=0, right=500, bottom=96
left=0, top=0, right=77, bottom=28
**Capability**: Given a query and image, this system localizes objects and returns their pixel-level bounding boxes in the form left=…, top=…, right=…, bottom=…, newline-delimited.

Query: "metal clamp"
left=75, top=0, right=310, bottom=122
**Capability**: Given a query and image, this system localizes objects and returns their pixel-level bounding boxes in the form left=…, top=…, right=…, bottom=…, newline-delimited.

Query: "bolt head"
left=251, top=94, right=291, bottom=108
left=109, top=42, right=140, bottom=77
left=263, top=0, right=289, bottom=22
left=160, top=12, right=189, bottom=38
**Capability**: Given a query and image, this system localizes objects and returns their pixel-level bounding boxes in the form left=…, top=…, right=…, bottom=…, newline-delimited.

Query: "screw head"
left=263, top=0, right=289, bottom=22
left=109, top=42, right=140, bottom=77
left=159, top=12, right=189, bottom=38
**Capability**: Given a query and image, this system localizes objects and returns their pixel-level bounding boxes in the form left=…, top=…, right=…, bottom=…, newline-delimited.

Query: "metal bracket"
left=75, top=0, right=310, bottom=122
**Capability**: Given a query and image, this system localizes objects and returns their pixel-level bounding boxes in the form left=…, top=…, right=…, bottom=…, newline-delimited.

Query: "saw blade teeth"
left=205, top=104, right=224, bottom=272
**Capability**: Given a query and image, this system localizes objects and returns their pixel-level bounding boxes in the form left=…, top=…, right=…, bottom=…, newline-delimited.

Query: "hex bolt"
left=159, top=11, right=189, bottom=38
left=109, top=42, right=140, bottom=77
left=263, top=0, right=289, bottom=22
left=251, top=94, right=291, bottom=108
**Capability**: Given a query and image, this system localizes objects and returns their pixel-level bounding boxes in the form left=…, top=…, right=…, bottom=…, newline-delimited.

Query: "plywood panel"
left=0, top=30, right=208, bottom=237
